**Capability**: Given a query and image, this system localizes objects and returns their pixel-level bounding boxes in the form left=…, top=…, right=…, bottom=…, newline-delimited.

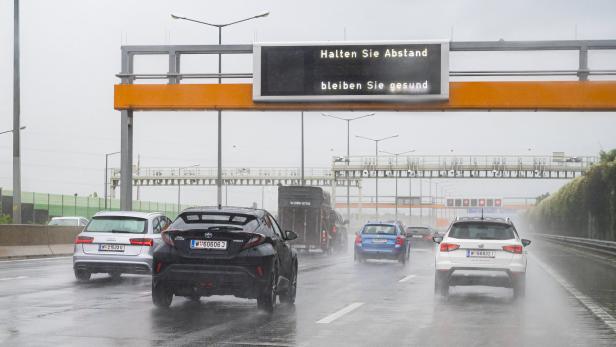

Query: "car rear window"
left=408, top=227, right=430, bottom=235
left=171, top=212, right=259, bottom=229
left=86, top=216, right=147, bottom=234
left=448, top=223, right=515, bottom=240
left=362, top=224, right=397, bottom=235
left=48, top=219, right=78, bottom=226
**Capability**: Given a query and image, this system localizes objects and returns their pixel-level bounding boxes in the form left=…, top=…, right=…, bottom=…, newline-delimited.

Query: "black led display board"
left=253, top=41, right=449, bottom=102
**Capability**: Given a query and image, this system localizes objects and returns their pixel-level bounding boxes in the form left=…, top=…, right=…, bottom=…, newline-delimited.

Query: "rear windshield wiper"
left=110, top=229, right=134, bottom=233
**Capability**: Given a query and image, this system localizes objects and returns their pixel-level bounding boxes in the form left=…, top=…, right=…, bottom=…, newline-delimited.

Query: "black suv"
left=152, top=207, right=298, bottom=312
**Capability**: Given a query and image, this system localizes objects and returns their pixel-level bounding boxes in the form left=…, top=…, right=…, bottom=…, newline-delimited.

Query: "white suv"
left=433, top=217, right=531, bottom=298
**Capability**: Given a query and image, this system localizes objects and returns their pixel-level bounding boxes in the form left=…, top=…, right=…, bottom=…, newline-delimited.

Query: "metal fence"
left=0, top=189, right=189, bottom=223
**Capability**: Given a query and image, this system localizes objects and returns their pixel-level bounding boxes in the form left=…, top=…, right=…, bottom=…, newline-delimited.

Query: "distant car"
left=48, top=216, right=88, bottom=227
left=433, top=217, right=531, bottom=298
left=405, top=226, right=434, bottom=242
left=72, top=211, right=172, bottom=281
left=354, top=222, right=410, bottom=264
left=151, top=207, right=298, bottom=312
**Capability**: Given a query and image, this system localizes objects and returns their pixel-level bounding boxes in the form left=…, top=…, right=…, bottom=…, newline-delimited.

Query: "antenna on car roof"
left=481, top=208, right=484, bottom=220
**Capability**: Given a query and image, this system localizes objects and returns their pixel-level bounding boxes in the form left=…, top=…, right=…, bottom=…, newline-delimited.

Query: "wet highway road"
left=1, top=237, right=615, bottom=346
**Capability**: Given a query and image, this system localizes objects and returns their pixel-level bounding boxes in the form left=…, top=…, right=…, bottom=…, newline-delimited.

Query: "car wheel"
left=513, top=274, right=526, bottom=298
left=74, top=269, right=91, bottom=282
left=279, top=263, right=297, bottom=305
left=354, top=251, right=364, bottom=263
left=258, top=266, right=277, bottom=313
left=152, top=281, right=173, bottom=308
left=187, top=294, right=201, bottom=302
left=434, top=272, right=449, bottom=297
left=399, top=252, right=407, bottom=265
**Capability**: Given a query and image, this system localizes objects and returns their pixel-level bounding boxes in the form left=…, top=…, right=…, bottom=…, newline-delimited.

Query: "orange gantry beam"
left=114, top=81, right=616, bottom=111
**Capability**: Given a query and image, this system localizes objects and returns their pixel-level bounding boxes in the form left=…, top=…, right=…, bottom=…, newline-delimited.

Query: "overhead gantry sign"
left=114, top=40, right=616, bottom=210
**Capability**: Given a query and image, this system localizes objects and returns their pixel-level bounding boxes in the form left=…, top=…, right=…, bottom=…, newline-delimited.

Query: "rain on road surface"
left=0, top=235, right=615, bottom=346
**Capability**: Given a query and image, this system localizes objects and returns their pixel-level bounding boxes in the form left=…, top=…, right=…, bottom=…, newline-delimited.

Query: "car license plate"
left=190, top=240, right=227, bottom=250
left=412, top=235, right=423, bottom=238
left=466, top=249, right=496, bottom=258
left=99, top=244, right=125, bottom=252
left=372, top=239, right=388, bottom=244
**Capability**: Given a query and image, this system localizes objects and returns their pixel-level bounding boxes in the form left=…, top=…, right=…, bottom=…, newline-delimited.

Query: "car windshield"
left=48, top=219, right=78, bottom=226
left=362, top=224, right=397, bottom=235
left=449, top=223, right=515, bottom=240
left=85, top=216, right=147, bottom=234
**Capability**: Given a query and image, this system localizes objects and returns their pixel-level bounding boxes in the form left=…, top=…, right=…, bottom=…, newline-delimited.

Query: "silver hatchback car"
left=73, top=211, right=172, bottom=281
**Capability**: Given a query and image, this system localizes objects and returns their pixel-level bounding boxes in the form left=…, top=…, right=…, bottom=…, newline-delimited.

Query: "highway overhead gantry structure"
left=114, top=39, right=616, bottom=211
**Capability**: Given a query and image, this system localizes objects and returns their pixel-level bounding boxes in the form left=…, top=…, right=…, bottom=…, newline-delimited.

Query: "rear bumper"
left=153, top=263, right=269, bottom=299
left=73, top=254, right=153, bottom=274
left=437, top=267, right=526, bottom=288
left=356, top=246, right=404, bottom=259
left=74, top=261, right=151, bottom=275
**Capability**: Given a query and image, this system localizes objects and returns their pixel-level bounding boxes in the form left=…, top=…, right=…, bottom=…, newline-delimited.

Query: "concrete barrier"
left=0, top=225, right=83, bottom=259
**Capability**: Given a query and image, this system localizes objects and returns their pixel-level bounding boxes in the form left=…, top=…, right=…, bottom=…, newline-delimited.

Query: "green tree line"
left=527, top=149, right=616, bottom=241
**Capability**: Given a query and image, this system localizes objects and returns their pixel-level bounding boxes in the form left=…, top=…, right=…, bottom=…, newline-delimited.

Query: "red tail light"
left=502, top=245, right=523, bottom=254
left=355, top=234, right=362, bottom=245
left=395, top=236, right=404, bottom=246
left=242, top=234, right=265, bottom=249
left=155, top=261, right=163, bottom=273
left=161, top=230, right=175, bottom=246
left=74, top=236, right=93, bottom=244
left=130, top=238, right=154, bottom=247
left=255, top=266, right=264, bottom=277
left=440, top=243, right=460, bottom=252
left=332, top=226, right=337, bottom=233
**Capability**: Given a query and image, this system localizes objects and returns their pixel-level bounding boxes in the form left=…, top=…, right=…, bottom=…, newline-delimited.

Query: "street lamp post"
left=104, top=151, right=120, bottom=210
left=322, top=113, right=374, bottom=227
left=171, top=12, right=269, bottom=210
left=356, top=134, right=398, bottom=219
left=379, top=149, right=415, bottom=221
left=12, top=0, right=21, bottom=223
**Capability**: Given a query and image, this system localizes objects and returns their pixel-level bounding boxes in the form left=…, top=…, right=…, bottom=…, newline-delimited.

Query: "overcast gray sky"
left=1, top=0, right=616, bottom=209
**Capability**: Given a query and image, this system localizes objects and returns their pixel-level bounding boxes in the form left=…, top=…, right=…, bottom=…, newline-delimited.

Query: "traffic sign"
left=253, top=41, right=449, bottom=102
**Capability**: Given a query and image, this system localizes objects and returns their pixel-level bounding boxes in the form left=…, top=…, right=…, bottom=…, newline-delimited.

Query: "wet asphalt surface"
left=1, top=235, right=615, bottom=347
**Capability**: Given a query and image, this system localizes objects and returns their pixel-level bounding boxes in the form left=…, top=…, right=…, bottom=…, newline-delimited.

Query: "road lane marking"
left=0, top=256, right=72, bottom=263
left=316, top=302, right=364, bottom=324
left=398, top=274, right=416, bottom=283
left=0, top=276, right=28, bottom=281
left=532, top=255, right=616, bottom=334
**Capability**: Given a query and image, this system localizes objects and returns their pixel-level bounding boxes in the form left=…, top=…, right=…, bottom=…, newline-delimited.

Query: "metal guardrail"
left=536, top=233, right=616, bottom=257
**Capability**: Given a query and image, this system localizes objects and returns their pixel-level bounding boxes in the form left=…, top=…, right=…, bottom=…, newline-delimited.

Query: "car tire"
left=279, top=262, right=297, bottom=305
left=434, top=272, right=449, bottom=297
left=188, top=294, right=201, bottom=302
left=74, top=269, right=91, bottom=282
left=258, top=266, right=277, bottom=313
left=513, top=274, right=526, bottom=298
left=354, top=251, right=364, bottom=263
left=399, top=252, right=407, bottom=265
left=152, top=281, right=173, bottom=308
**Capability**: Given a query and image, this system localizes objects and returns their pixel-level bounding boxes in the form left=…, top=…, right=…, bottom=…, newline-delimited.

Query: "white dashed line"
left=532, top=255, right=616, bottom=334
left=0, top=276, right=28, bottom=281
left=398, top=274, right=416, bottom=283
left=316, top=302, right=364, bottom=324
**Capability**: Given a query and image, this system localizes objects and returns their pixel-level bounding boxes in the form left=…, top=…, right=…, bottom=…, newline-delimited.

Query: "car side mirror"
left=285, top=230, right=298, bottom=241
left=521, top=239, right=531, bottom=247
left=433, top=236, right=443, bottom=244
